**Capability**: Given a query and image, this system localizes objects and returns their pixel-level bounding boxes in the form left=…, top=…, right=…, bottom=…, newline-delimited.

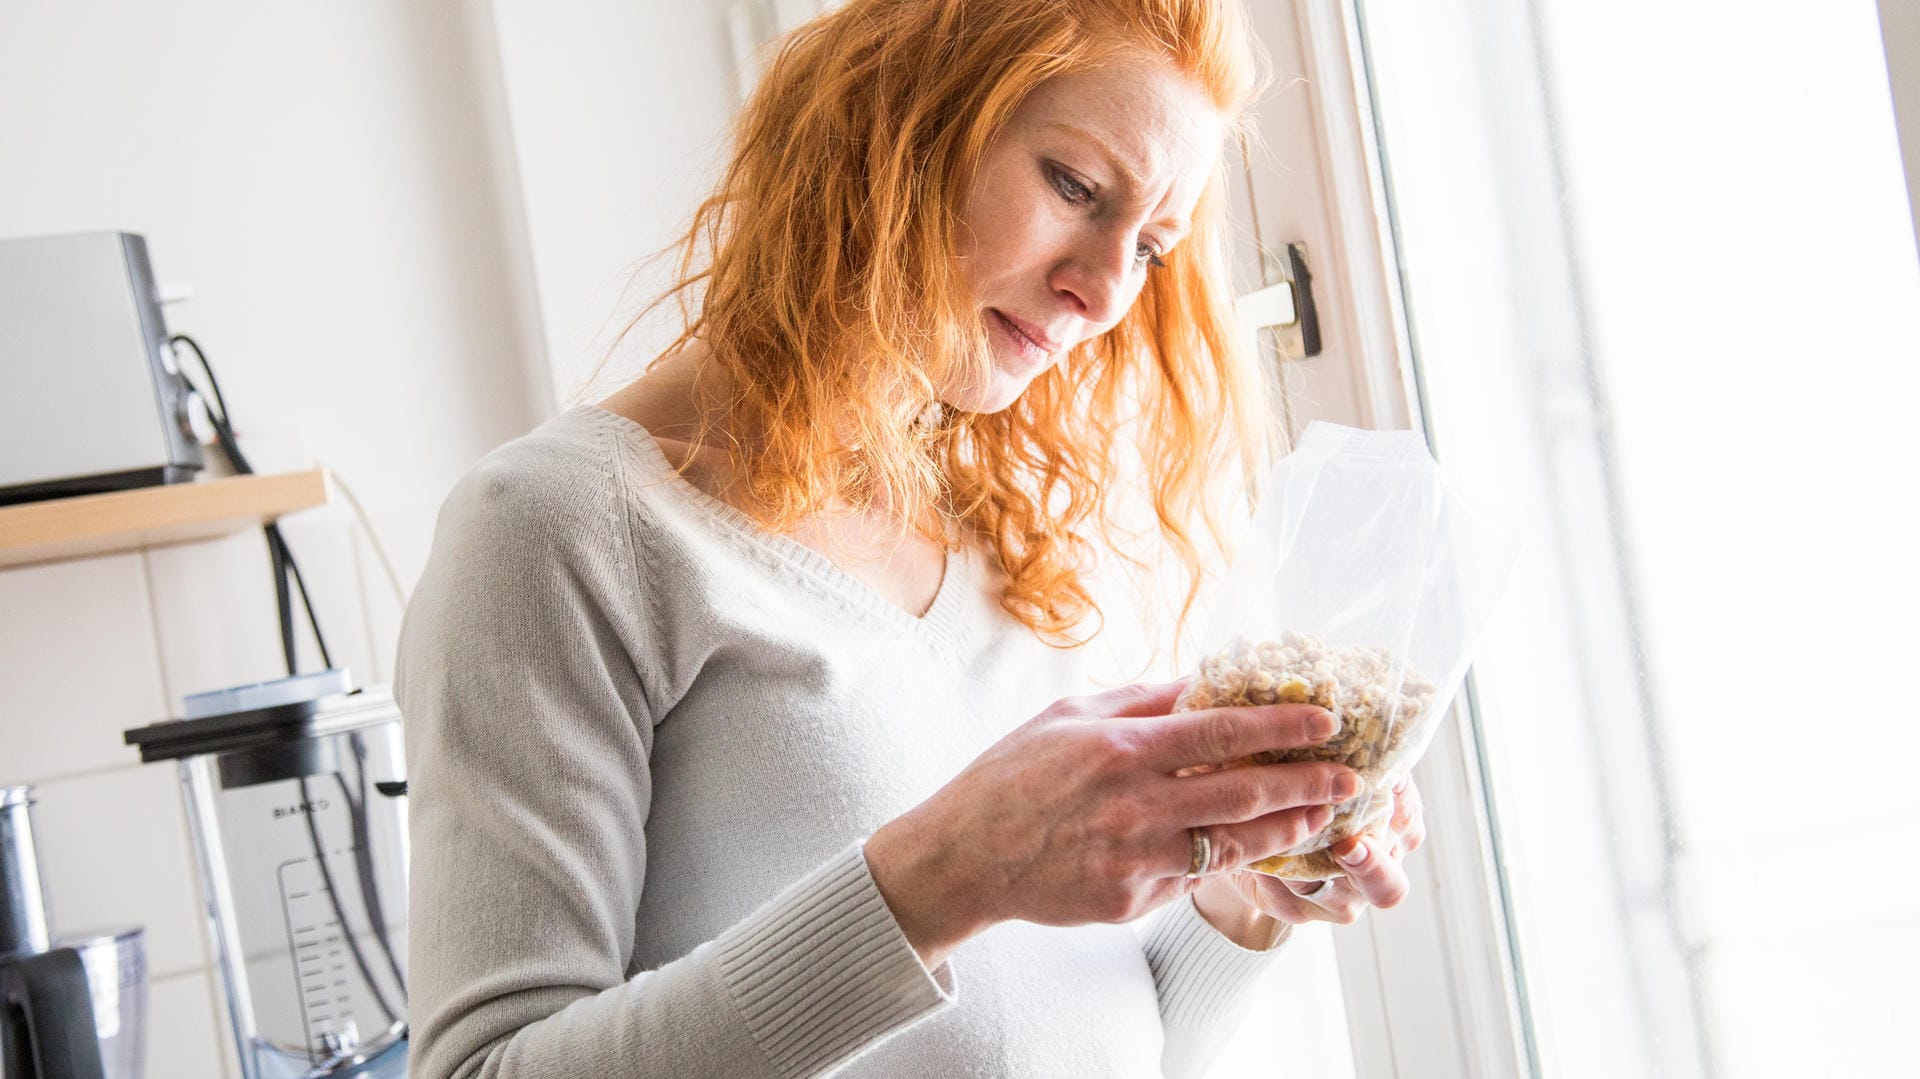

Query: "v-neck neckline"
left=584, top=404, right=974, bottom=645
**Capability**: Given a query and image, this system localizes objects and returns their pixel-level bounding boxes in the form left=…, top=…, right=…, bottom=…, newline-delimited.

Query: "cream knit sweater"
left=394, top=404, right=1283, bottom=1079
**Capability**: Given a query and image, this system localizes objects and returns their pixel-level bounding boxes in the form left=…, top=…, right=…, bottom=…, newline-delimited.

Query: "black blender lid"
left=123, top=681, right=398, bottom=764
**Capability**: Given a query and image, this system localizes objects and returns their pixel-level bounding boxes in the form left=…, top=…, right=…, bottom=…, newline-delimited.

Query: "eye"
left=1046, top=160, right=1166, bottom=271
left=1046, top=162, right=1095, bottom=205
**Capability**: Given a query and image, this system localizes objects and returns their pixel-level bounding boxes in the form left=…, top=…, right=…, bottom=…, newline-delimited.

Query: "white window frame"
left=1233, top=4, right=1533, bottom=1076
left=1881, top=0, right=1920, bottom=262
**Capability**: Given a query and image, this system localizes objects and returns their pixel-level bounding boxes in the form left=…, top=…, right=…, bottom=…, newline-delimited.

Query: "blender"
left=124, top=670, right=409, bottom=1079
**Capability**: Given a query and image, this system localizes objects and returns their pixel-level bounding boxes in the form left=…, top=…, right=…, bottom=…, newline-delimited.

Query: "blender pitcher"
left=124, top=670, right=409, bottom=1079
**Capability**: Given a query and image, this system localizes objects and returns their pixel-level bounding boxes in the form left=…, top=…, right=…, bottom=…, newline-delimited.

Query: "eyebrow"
left=1043, top=122, right=1192, bottom=237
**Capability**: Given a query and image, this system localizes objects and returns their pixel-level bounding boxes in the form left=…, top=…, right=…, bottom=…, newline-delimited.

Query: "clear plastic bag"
left=1174, top=422, right=1517, bottom=879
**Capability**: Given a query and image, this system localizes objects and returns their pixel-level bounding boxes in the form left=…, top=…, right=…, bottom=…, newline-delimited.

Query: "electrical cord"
left=168, top=334, right=333, bottom=672
left=298, top=774, right=401, bottom=1029
left=330, top=471, right=409, bottom=608
left=342, top=733, right=408, bottom=995
left=166, top=333, right=407, bottom=1052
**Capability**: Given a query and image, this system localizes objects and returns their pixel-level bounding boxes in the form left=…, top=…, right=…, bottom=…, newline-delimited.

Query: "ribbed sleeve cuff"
left=1142, top=895, right=1285, bottom=1030
left=714, top=841, right=957, bottom=1077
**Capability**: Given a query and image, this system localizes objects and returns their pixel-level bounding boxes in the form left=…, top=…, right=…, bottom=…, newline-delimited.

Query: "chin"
left=937, top=307, right=1066, bottom=413
left=940, top=362, right=1043, bottom=415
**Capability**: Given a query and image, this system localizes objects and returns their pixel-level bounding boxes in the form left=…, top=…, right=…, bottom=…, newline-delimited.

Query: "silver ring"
left=1184, top=827, right=1212, bottom=879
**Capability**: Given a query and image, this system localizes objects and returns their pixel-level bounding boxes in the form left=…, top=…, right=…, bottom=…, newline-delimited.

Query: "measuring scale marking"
left=278, top=849, right=363, bottom=1062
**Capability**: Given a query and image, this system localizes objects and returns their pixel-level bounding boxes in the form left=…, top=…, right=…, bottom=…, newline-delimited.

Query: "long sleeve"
left=1139, top=895, right=1287, bottom=1078
left=394, top=452, right=954, bottom=1079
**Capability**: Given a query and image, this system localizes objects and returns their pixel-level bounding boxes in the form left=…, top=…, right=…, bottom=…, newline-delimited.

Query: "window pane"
left=1354, top=1, right=1920, bottom=1076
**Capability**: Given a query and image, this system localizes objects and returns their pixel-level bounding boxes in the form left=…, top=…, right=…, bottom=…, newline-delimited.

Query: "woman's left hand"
left=1194, top=775, right=1426, bottom=941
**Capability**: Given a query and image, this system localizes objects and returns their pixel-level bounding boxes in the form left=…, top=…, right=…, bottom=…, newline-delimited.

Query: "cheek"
left=960, top=169, right=1064, bottom=288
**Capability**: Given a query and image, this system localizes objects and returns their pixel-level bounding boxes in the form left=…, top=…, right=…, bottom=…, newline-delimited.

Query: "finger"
left=1388, top=779, right=1425, bottom=856
left=1238, top=872, right=1366, bottom=926
left=1181, top=803, right=1335, bottom=877
left=1399, top=819, right=1426, bottom=854
left=1157, top=760, right=1361, bottom=824
left=1287, top=878, right=1368, bottom=922
left=1297, top=882, right=1367, bottom=924
left=1126, top=704, right=1339, bottom=772
left=1329, top=835, right=1410, bottom=909
left=1086, top=678, right=1192, bottom=719
left=1284, top=878, right=1339, bottom=904
left=1390, top=779, right=1423, bottom=836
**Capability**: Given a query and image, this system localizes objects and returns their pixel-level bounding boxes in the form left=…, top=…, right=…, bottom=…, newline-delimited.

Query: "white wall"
left=0, top=3, right=739, bottom=1074
left=486, top=0, right=742, bottom=406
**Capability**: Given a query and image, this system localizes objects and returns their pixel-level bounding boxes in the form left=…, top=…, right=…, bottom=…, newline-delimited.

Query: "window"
left=1339, top=0, right=1920, bottom=1075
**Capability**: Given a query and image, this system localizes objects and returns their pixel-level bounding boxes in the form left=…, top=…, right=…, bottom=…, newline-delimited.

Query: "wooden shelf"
left=0, top=469, right=332, bottom=570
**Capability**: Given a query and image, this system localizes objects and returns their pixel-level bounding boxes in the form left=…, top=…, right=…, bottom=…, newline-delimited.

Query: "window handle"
left=1236, top=241, right=1323, bottom=360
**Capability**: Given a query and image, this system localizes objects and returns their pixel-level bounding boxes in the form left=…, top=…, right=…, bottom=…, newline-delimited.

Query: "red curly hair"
left=616, top=0, right=1275, bottom=649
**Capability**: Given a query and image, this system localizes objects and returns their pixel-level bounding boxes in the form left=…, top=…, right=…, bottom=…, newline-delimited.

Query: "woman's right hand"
left=862, top=679, right=1361, bottom=969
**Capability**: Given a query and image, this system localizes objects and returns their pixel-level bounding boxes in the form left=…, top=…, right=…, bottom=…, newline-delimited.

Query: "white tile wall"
left=141, top=530, right=300, bottom=704
left=0, top=552, right=169, bottom=780
left=146, top=968, right=233, bottom=1079
left=0, top=500, right=441, bottom=1076
left=353, top=501, right=442, bottom=686
left=31, top=764, right=210, bottom=980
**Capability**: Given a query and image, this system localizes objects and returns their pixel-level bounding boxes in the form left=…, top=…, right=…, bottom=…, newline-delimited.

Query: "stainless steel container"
left=1, top=786, right=51, bottom=958
left=1, top=786, right=149, bottom=1079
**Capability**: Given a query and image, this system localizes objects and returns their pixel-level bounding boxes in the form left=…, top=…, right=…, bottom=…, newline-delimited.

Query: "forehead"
left=1009, top=55, right=1226, bottom=223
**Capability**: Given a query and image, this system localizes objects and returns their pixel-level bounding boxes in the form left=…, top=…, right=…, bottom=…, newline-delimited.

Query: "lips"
left=990, top=309, right=1061, bottom=354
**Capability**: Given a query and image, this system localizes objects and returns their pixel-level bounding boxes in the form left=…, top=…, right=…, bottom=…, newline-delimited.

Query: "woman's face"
left=946, top=55, right=1226, bottom=414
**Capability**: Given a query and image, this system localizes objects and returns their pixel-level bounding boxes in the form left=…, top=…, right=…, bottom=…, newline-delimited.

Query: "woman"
left=396, top=1, right=1427, bottom=1076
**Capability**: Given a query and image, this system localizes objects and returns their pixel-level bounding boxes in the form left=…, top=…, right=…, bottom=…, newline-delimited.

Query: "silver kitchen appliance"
left=124, top=671, right=409, bottom=1079
left=0, top=231, right=205, bottom=506
left=1, top=786, right=149, bottom=1079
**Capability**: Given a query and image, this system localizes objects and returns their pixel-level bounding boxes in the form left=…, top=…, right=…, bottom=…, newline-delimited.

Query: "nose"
left=1048, top=230, right=1138, bottom=327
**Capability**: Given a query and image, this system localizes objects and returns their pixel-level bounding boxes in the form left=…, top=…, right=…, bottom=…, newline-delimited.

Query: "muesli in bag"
left=1175, top=422, right=1516, bottom=879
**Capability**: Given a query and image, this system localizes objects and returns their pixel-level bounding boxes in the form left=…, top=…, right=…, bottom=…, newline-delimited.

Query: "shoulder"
left=401, top=407, right=709, bottom=722
left=401, top=407, right=663, bottom=684
left=419, top=407, right=646, bottom=592
left=396, top=409, right=670, bottom=738
left=446, top=407, right=624, bottom=526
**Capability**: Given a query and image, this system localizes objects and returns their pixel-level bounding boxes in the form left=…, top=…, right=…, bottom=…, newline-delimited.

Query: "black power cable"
left=169, top=334, right=333, bottom=672
left=341, top=734, right=408, bottom=995
left=298, top=774, right=401, bottom=1028
left=167, top=333, right=407, bottom=1053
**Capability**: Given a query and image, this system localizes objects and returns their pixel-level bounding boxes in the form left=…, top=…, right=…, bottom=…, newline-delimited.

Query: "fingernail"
left=1310, top=711, right=1340, bottom=740
left=1336, top=838, right=1371, bottom=867
left=1332, top=772, right=1362, bottom=802
left=1393, top=774, right=1410, bottom=794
